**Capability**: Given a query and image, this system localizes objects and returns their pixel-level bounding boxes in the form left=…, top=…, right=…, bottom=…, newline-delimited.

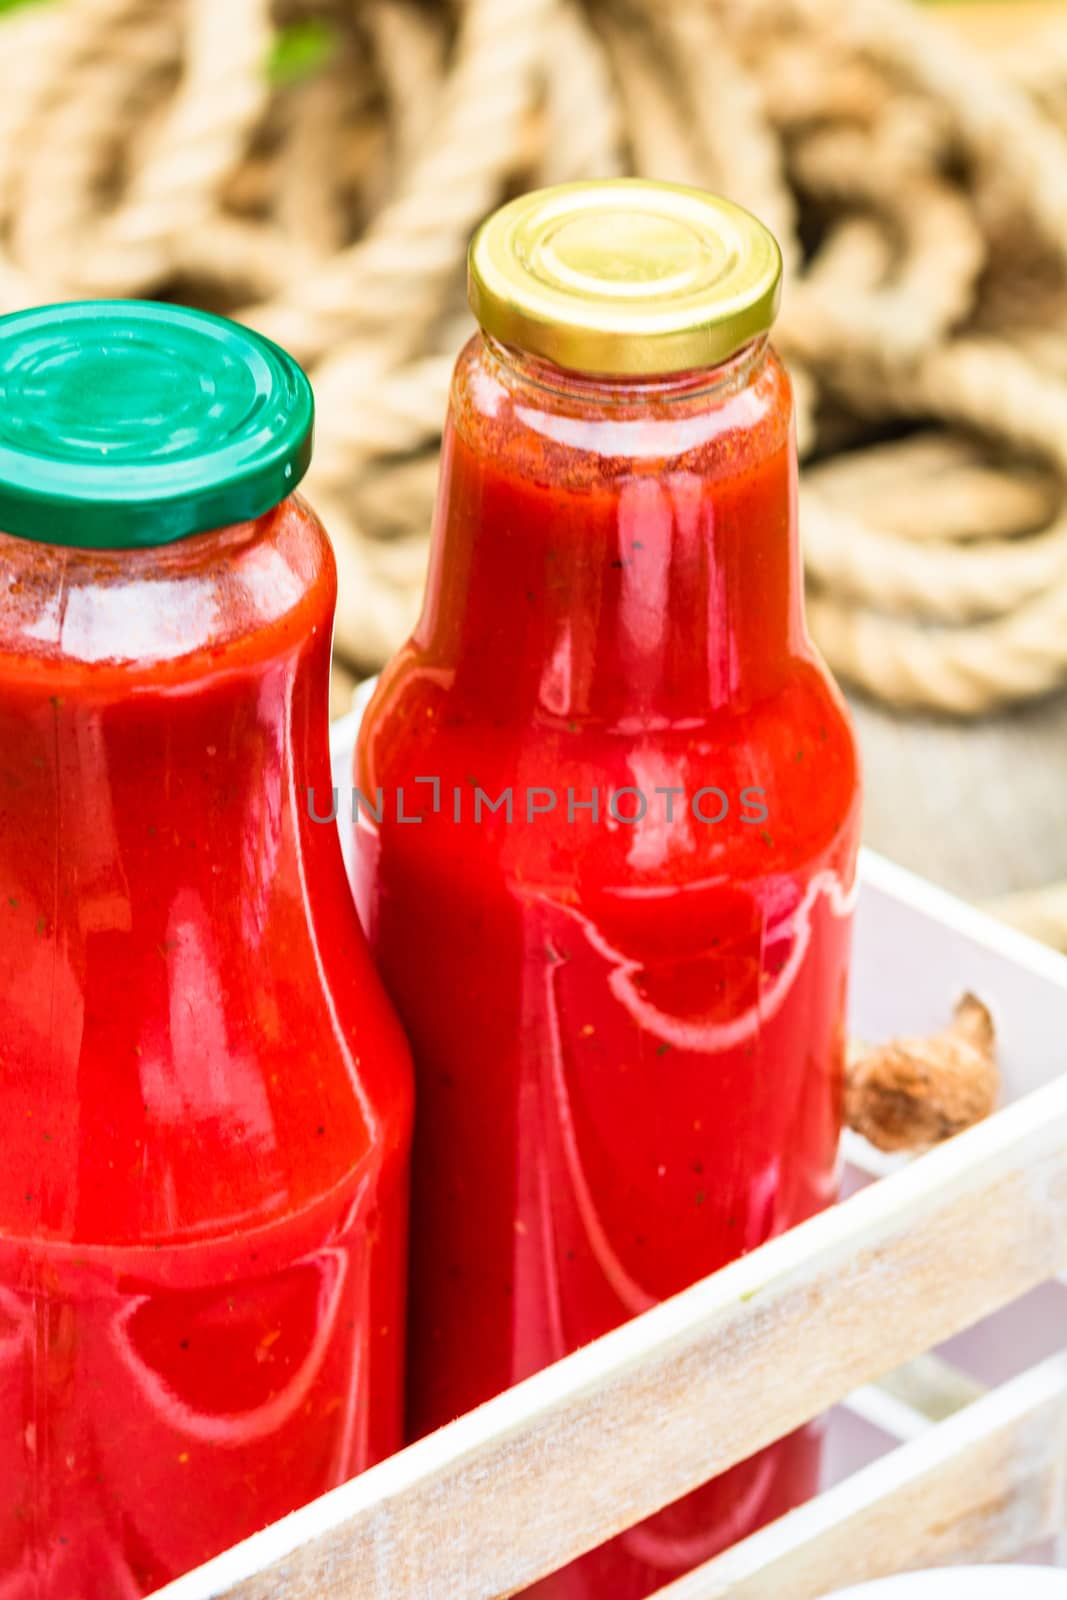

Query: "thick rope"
left=2, top=0, right=1067, bottom=916
left=242, top=0, right=554, bottom=363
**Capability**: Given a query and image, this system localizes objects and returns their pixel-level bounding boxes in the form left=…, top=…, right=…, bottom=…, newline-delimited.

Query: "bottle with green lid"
left=0, top=301, right=412, bottom=1596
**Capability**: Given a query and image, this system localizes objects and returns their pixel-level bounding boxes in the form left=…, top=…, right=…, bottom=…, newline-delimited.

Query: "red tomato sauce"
left=355, top=333, right=861, bottom=1597
left=0, top=500, right=412, bottom=1597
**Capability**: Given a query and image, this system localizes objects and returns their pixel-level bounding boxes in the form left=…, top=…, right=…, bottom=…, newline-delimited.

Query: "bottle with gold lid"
left=354, top=181, right=862, bottom=1596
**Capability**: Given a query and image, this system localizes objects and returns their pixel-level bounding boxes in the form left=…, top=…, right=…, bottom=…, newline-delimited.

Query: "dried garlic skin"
left=846, top=993, right=998, bottom=1153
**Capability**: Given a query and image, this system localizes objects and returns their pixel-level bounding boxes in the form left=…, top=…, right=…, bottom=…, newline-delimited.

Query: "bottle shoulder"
left=357, top=651, right=860, bottom=889
left=0, top=494, right=334, bottom=685
left=0, top=938, right=413, bottom=1251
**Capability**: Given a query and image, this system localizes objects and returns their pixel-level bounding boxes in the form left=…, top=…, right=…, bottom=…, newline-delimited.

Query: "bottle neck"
left=414, top=334, right=803, bottom=728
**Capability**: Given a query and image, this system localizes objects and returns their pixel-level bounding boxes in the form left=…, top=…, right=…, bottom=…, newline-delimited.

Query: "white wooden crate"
left=147, top=715, right=1067, bottom=1600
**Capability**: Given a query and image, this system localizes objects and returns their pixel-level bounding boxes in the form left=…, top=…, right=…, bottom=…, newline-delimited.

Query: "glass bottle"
left=354, top=182, right=861, bottom=1597
left=0, top=301, right=413, bottom=1598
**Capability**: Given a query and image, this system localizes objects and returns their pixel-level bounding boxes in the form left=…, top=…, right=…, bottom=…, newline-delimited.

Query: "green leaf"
left=266, top=19, right=339, bottom=87
left=0, top=0, right=53, bottom=17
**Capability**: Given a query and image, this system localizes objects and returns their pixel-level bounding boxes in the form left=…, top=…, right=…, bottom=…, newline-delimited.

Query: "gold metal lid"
left=467, top=180, right=783, bottom=377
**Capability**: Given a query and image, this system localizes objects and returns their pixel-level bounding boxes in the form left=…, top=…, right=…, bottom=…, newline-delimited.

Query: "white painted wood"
left=844, top=1355, right=986, bottom=1443
left=828, top=1568, right=1067, bottom=1600
left=852, top=850, right=1067, bottom=1103
left=149, top=1071, right=1067, bottom=1600
left=654, top=1354, right=1067, bottom=1599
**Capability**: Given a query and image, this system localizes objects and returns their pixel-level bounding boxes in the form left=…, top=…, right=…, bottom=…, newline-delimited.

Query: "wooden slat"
left=845, top=1353, right=987, bottom=1442
left=656, top=1353, right=1067, bottom=1600
left=151, top=1072, right=1067, bottom=1600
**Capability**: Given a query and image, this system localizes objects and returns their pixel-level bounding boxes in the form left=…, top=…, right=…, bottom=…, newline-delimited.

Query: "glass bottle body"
left=0, top=500, right=413, bottom=1597
left=355, top=334, right=860, bottom=1596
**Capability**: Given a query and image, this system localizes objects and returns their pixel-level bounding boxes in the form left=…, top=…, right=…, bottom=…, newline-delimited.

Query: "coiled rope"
left=2, top=0, right=1067, bottom=933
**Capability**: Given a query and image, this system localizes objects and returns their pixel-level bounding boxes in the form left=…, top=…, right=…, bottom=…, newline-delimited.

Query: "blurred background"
left=2, top=0, right=1067, bottom=940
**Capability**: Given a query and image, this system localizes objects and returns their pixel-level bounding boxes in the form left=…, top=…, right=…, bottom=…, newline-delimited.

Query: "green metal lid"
left=0, top=300, right=314, bottom=549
